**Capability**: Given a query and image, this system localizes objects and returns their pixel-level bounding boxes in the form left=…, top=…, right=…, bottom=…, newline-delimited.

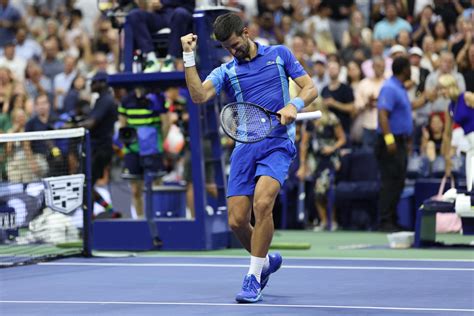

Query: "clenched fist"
left=277, top=103, right=298, bottom=125
left=181, top=33, right=198, bottom=53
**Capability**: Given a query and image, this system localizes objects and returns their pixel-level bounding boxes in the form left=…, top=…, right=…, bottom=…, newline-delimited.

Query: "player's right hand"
left=181, top=33, right=197, bottom=53
left=386, top=142, right=397, bottom=155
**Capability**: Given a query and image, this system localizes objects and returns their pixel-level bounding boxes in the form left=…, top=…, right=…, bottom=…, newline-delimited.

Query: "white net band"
left=0, top=128, right=86, bottom=143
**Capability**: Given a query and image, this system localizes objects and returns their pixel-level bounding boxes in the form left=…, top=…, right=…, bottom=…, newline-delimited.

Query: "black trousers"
left=127, top=7, right=193, bottom=57
left=91, top=145, right=113, bottom=185
left=375, top=135, right=408, bottom=226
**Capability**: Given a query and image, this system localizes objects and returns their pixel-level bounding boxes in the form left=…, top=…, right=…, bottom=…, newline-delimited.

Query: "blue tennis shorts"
left=227, top=137, right=296, bottom=197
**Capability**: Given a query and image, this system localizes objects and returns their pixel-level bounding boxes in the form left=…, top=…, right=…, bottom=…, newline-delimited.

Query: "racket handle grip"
left=296, top=111, right=322, bottom=121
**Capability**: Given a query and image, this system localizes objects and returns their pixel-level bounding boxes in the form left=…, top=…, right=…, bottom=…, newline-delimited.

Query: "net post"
left=83, top=129, right=93, bottom=257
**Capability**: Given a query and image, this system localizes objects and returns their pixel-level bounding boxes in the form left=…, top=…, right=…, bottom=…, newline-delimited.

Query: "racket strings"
left=221, top=102, right=272, bottom=142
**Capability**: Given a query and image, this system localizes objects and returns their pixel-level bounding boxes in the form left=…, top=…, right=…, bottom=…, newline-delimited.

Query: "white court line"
left=1, top=300, right=473, bottom=313
left=38, top=262, right=474, bottom=271
left=133, top=254, right=474, bottom=263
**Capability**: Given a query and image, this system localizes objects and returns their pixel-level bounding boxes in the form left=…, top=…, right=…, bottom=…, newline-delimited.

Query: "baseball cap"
left=312, top=55, right=327, bottom=65
left=389, top=44, right=407, bottom=56
left=408, top=47, right=423, bottom=57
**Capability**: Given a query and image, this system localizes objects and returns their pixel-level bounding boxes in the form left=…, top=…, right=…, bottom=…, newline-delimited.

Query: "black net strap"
left=220, top=102, right=272, bottom=143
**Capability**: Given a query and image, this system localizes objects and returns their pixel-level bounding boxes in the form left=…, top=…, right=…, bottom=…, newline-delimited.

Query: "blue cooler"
left=144, top=185, right=187, bottom=218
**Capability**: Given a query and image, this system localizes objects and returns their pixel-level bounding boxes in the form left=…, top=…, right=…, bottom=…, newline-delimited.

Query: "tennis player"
left=181, top=13, right=317, bottom=303
left=438, top=73, right=474, bottom=191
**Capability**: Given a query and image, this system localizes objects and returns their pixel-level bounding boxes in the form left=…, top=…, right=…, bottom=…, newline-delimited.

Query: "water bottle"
left=132, top=50, right=142, bottom=73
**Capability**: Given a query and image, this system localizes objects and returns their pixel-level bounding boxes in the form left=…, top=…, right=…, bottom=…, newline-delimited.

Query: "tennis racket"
left=220, top=101, right=322, bottom=143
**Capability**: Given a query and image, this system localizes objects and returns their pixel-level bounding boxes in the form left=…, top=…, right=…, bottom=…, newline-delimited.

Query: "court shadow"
left=262, top=294, right=292, bottom=300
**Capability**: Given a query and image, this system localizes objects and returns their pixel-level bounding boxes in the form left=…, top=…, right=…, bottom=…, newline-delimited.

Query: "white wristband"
left=183, top=51, right=195, bottom=68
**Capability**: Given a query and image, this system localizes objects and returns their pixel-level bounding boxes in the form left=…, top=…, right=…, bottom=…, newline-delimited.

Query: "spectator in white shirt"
left=361, top=40, right=392, bottom=78
left=14, top=26, right=42, bottom=61
left=420, top=35, right=439, bottom=72
left=424, top=51, right=466, bottom=116
left=352, top=56, right=386, bottom=148
left=0, top=41, right=26, bottom=83
left=53, top=55, right=78, bottom=113
left=24, top=61, right=53, bottom=104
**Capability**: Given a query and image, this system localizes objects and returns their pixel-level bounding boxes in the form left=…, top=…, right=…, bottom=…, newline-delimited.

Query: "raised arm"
left=441, top=108, right=453, bottom=176
left=181, top=34, right=217, bottom=104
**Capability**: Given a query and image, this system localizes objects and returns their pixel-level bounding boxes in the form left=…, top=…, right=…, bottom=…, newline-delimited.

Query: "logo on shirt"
left=266, top=60, right=276, bottom=65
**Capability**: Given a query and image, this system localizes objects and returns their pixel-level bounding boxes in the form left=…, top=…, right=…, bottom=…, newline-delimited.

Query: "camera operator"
left=118, top=87, right=169, bottom=218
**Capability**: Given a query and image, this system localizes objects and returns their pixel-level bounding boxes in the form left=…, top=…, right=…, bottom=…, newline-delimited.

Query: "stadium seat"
left=406, top=152, right=430, bottom=179
left=335, top=149, right=380, bottom=230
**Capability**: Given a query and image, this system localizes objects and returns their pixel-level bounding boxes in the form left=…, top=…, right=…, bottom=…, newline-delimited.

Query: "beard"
left=234, top=41, right=251, bottom=61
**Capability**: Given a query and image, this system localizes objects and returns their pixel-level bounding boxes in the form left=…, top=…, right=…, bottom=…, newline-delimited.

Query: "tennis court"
left=1, top=231, right=473, bottom=316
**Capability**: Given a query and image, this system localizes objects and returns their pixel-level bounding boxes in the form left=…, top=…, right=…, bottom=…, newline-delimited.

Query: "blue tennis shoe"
left=235, top=274, right=262, bottom=303
left=260, top=252, right=282, bottom=290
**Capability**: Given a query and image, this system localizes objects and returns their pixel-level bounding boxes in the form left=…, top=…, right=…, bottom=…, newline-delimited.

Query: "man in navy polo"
left=180, top=13, right=317, bottom=303
left=376, top=56, right=412, bottom=232
left=77, top=72, right=117, bottom=187
left=0, top=0, right=23, bottom=48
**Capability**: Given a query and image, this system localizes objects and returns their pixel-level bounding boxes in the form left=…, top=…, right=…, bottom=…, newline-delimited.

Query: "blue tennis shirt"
left=377, top=76, right=413, bottom=136
left=205, top=43, right=307, bottom=141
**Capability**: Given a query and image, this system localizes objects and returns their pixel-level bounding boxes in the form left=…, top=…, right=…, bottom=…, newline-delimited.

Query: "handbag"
left=428, top=176, right=462, bottom=233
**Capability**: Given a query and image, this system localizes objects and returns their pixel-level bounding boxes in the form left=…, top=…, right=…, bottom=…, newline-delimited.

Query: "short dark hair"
left=35, top=92, right=49, bottom=104
left=213, top=13, right=245, bottom=42
left=392, top=56, right=410, bottom=76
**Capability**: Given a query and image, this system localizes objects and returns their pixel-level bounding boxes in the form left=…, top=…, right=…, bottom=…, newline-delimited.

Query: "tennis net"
left=0, top=128, right=92, bottom=267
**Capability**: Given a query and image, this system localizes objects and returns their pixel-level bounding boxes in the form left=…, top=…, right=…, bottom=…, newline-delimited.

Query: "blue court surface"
left=1, top=256, right=473, bottom=315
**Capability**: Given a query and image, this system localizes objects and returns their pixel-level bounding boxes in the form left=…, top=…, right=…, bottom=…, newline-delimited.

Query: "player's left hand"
left=277, top=103, right=298, bottom=125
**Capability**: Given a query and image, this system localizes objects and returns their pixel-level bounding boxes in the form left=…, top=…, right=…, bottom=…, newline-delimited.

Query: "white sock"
left=247, top=256, right=266, bottom=283
left=263, top=255, right=270, bottom=271
left=147, top=51, right=157, bottom=62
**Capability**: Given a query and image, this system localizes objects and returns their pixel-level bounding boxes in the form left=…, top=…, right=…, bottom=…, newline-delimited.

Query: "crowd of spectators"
left=0, top=0, right=472, bottom=227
